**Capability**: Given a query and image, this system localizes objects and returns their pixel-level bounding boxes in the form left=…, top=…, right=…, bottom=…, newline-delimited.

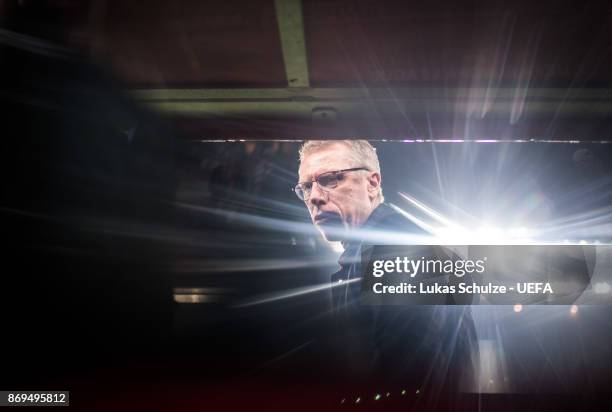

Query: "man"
left=297, top=140, right=384, bottom=243
left=294, top=140, right=477, bottom=397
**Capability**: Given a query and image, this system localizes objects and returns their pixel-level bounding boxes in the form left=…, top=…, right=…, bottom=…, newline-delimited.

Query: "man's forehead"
left=299, top=143, right=353, bottom=178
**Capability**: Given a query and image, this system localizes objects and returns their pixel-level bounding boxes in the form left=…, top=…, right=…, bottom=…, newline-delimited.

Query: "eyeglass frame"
left=292, top=167, right=370, bottom=201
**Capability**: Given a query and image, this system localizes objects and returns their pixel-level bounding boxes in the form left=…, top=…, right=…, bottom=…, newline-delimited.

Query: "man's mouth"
left=313, top=212, right=346, bottom=241
left=314, top=212, right=342, bottom=225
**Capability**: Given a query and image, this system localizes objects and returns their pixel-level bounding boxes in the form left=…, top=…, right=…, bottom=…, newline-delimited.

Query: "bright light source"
left=330, top=242, right=344, bottom=253
left=435, top=227, right=466, bottom=243
left=478, top=226, right=503, bottom=238
left=431, top=224, right=534, bottom=244
left=508, top=227, right=529, bottom=238
left=173, top=287, right=224, bottom=304
left=173, top=294, right=211, bottom=303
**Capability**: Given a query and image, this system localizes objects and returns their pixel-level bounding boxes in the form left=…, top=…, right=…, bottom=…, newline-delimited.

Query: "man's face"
left=298, top=143, right=380, bottom=242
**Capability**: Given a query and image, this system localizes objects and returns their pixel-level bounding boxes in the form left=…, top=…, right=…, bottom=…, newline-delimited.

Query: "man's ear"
left=367, top=171, right=381, bottom=199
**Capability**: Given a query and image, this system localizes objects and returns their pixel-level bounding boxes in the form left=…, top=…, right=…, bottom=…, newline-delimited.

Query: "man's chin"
left=321, top=232, right=342, bottom=242
left=316, top=224, right=346, bottom=242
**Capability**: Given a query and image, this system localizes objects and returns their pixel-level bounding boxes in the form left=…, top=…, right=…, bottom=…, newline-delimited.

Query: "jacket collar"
left=338, top=203, right=391, bottom=267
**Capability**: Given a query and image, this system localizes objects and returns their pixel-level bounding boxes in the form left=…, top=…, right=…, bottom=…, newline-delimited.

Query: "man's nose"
left=309, top=182, right=327, bottom=207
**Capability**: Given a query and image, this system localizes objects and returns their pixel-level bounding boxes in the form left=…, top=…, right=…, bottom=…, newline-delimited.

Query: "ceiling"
left=4, top=0, right=612, bottom=139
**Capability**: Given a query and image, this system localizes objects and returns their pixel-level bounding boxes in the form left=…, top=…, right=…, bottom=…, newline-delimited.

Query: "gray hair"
left=299, top=140, right=384, bottom=202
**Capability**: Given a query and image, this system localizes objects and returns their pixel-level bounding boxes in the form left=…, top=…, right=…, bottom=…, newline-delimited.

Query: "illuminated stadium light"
left=514, top=304, right=523, bottom=313
left=507, top=227, right=530, bottom=238
left=430, top=225, right=534, bottom=244
left=477, top=226, right=504, bottom=239
left=570, top=305, right=579, bottom=316
left=172, top=287, right=225, bottom=304
left=374, top=394, right=381, bottom=401
left=392, top=194, right=542, bottom=245
left=391, top=191, right=612, bottom=246
left=329, top=242, right=344, bottom=253
left=173, top=294, right=210, bottom=304
left=434, top=226, right=468, bottom=244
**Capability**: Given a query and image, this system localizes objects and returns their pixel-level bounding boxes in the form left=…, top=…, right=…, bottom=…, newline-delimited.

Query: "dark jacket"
left=328, top=203, right=478, bottom=394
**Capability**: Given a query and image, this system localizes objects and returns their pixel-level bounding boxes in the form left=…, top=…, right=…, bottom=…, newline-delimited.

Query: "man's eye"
left=303, top=182, right=313, bottom=191
left=319, top=174, right=339, bottom=187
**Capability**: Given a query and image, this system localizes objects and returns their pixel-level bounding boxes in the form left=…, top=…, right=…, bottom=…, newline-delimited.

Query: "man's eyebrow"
left=299, top=169, right=327, bottom=182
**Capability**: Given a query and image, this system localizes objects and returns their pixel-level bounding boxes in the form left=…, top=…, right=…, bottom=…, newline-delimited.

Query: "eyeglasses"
left=293, top=167, right=370, bottom=201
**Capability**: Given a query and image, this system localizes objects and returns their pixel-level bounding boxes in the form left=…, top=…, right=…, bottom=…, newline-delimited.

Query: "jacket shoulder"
left=367, top=204, right=425, bottom=234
